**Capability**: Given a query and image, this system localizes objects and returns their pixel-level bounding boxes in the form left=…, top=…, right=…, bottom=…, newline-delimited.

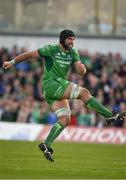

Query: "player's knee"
left=78, top=88, right=91, bottom=102
left=58, top=115, right=71, bottom=126
left=55, top=108, right=71, bottom=126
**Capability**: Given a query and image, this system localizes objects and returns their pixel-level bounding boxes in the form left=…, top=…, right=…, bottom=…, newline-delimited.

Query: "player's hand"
left=78, top=62, right=87, bottom=75
left=74, top=61, right=87, bottom=76
left=3, top=61, right=13, bottom=69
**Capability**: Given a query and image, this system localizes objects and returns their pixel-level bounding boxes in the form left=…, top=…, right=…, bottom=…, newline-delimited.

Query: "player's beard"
left=63, top=42, right=73, bottom=50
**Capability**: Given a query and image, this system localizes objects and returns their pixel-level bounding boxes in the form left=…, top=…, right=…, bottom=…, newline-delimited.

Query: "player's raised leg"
left=62, top=82, right=126, bottom=125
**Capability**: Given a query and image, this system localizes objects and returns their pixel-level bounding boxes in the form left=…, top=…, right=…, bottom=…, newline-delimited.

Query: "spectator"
left=0, top=46, right=126, bottom=128
left=77, top=107, right=95, bottom=126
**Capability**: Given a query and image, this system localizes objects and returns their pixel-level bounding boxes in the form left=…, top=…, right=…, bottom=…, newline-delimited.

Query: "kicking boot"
left=48, top=147, right=53, bottom=154
left=106, top=111, right=126, bottom=126
left=38, top=143, right=54, bottom=162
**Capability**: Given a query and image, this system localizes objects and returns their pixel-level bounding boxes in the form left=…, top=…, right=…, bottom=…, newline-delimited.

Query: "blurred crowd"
left=0, top=46, right=126, bottom=128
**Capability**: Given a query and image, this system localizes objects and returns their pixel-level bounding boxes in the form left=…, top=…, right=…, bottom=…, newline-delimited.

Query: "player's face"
left=64, top=37, right=75, bottom=50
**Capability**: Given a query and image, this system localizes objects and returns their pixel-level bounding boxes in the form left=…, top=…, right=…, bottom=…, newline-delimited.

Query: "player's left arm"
left=74, top=60, right=87, bottom=76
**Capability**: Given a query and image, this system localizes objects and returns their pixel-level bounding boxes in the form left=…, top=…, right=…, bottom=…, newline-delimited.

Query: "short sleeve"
left=38, top=45, right=52, bottom=57
left=72, top=48, right=80, bottom=63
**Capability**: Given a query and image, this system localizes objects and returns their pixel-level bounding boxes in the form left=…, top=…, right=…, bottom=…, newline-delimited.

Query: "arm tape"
left=70, top=84, right=81, bottom=99
left=9, top=59, right=15, bottom=65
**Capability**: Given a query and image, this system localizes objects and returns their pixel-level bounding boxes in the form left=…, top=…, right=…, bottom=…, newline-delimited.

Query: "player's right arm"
left=3, top=50, right=39, bottom=69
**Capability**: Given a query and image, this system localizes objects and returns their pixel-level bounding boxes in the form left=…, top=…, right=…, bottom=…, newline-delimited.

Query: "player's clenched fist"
left=79, top=63, right=87, bottom=75
left=74, top=61, right=87, bottom=76
left=3, top=59, right=15, bottom=69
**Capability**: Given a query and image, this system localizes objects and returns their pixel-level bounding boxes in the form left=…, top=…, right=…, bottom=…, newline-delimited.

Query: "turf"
left=0, top=140, right=126, bottom=179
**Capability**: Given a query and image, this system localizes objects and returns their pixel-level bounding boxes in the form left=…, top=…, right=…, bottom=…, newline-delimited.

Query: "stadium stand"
left=0, top=46, right=126, bottom=127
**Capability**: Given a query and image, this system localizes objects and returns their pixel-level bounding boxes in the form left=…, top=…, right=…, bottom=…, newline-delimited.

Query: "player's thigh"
left=61, top=82, right=73, bottom=99
left=51, top=99, right=70, bottom=112
left=62, top=82, right=82, bottom=100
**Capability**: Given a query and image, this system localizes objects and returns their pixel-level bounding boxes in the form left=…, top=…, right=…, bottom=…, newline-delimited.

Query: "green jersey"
left=38, top=44, right=80, bottom=85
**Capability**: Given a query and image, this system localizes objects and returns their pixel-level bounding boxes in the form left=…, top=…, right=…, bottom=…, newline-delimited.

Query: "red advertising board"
left=37, top=126, right=126, bottom=144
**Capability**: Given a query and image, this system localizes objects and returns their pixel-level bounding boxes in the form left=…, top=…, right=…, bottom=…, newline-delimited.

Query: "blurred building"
left=0, top=0, right=126, bottom=36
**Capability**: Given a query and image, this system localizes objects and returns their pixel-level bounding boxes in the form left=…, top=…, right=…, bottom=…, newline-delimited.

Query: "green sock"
left=44, top=122, right=64, bottom=147
left=86, top=96, right=112, bottom=118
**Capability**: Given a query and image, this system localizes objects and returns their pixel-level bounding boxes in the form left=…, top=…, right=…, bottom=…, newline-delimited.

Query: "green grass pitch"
left=0, top=140, right=126, bottom=179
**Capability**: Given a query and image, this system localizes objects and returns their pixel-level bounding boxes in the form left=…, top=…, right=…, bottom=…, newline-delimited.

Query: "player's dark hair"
left=59, top=29, right=75, bottom=49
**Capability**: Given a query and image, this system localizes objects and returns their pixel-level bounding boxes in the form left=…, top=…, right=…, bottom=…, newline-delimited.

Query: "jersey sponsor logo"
left=57, top=60, right=70, bottom=65
left=55, top=53, right=72, bottom=61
